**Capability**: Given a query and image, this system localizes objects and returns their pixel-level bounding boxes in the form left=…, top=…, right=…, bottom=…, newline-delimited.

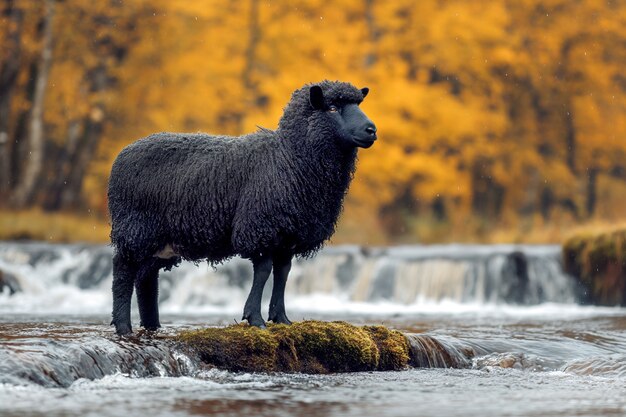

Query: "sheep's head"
left=309, top=85, right=376, bottom=148
left=279, top=80, right=377, bottom=151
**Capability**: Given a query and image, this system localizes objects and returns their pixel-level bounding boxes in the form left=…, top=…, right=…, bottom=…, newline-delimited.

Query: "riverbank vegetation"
left=1, top=1, right=625, bottom=244
left=563, top=227, right=626, bottom=306
left=1, top=210, right=624, bottom=245
left=0, top=209, right=109, bottom=243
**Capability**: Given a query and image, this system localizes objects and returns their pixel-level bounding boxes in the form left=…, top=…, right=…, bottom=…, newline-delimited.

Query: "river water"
left=0, top=243, right=625, bottom=417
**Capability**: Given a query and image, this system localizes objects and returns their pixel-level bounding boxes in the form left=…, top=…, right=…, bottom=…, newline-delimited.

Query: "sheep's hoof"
left=243, top=313, right=266, bottom=329
left=113, top=322, right=133, bottom=336
left=139, top=325, right=161, bottom=333
left=269, top=313, right=292, bottom=325
left=140, top=321, right=161, bottom=331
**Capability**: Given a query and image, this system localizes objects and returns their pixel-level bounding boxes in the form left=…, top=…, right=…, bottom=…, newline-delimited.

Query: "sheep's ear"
left=361, top=87, right=369, bottom=99
left=309, top=85, right=325, bottom=110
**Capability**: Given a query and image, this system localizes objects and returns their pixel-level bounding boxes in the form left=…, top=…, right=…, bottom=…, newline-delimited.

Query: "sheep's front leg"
left=242, top=256, right=273, bottom=328
left=269, top=253, right=292, bottom=325
left=111, top=254, right=136, bottom=335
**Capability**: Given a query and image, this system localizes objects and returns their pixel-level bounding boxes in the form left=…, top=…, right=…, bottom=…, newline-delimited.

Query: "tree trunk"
left=45, top=2, right=136, bottom=211
left=41, top=119, right=81, bottom=210
left=242, top=0, right=259, bottom=92
left=558, top=37, right=583, bottom=176
left=0, top=0, right=24, bottom=199
left=235, top=0, right=260, bottom=134
left=564, top=104, right=576, bottom=174
left=9, top=102, right=31, bottom=189
left=364, top=0, right=379, bottom=68
left=470, top=159, right=505, bottom=220
left=11, top=0, right=54, bottom=208
left=58, top=109, right=104, bottom=209
left=49, top=60, right=108, bottom=211
left=585, top=167, right=598, bottom=218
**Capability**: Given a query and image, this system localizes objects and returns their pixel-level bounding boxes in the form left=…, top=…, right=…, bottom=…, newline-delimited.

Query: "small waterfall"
left=0, top=324, right=483, bottom=387
left=0, top=326, right=193, bottom=387
left=405, top=334, right=477, bottom=368
left=0, top=242, right=579, bottom=314
left=288, top=244, right=577, bottom=306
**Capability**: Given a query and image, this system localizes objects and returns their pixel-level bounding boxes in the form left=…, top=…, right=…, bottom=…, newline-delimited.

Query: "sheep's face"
left=309, top=85, right=377, bottom=149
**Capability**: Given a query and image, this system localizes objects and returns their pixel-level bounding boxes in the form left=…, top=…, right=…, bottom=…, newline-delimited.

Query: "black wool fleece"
left=108, top=80, right=370, bottom=265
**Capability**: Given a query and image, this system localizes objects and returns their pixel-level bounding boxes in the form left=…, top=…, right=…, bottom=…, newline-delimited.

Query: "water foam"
left=0, top=242, right=592, bottom=317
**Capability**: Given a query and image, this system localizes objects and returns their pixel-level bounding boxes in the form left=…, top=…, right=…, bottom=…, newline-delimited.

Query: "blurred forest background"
left=0, top=0, right=625, bottom=244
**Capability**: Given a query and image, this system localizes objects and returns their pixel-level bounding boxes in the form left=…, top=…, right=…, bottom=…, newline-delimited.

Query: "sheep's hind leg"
left=111, top=254, right=137, bottom=335
left=268, top=253, right=292, bottom=325
left=242, top=256, right=273, bottom=328
left=135, top=259, right=162, bottom=331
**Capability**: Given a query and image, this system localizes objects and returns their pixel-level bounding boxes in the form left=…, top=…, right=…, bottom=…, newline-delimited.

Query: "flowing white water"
left=0, top=242, right=580, bottom=315
left=1, top=242, right=625, bottom=417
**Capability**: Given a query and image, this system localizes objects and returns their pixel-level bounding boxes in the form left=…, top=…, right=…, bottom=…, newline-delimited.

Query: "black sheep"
left=108, top=80, right=377, bottom=335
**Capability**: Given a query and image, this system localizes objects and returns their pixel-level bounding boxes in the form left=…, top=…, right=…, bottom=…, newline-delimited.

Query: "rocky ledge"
left=563, top=228, right=626, bottom=306
left=175, top=321, right=472, bottom=373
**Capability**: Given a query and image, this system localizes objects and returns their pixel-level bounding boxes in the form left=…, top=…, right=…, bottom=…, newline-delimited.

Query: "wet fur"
left=108, top=80, right=368, bottom=333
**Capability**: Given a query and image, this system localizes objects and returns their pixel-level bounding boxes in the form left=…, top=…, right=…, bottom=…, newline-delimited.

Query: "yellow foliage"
left=2, top=0, right=626, bottom=243
left=0, top=209, right=110, bottom=243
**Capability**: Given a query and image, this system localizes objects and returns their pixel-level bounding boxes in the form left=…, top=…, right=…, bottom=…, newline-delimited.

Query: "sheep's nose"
left=365, top=124, right=377, bottom=137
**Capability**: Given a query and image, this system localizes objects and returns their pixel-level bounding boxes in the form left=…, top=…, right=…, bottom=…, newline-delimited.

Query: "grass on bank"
left=2, top=208, right=626, bottom=245
left=335, top=208, right=626, bottom=245
left=0, top=209, right=111, bottom=243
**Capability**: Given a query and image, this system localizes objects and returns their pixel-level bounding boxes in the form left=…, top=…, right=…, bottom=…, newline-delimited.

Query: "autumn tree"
left=2, top=0, right=626, bottom=243
left=0, top=0, right=160, bottom=210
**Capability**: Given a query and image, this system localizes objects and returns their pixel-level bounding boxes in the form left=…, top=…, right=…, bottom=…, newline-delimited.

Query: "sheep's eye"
left=328, top=105, right=339, bottom=113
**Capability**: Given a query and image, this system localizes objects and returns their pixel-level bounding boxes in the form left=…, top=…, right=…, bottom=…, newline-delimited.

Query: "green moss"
left=363, top=325, right=410, bottom=370
left=270, top=321, right=379, bottom=373
left=176, top=321, right=411, bottom=373
left=177, top=324, right=279, bottom=372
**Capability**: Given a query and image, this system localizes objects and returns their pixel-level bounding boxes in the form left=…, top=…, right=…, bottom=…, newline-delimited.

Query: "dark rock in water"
left=57, top=245, right=113, bottom=289
left=563, top=229, right=626, bottom=306
left=0, top=269, right=20, bottom=295
left=223, top=259, right=254, bottom=288
left=74, top=246, right=113, bottom=289
left=336, top=251, right=358, bottom=291
left=368, top=262, right=397, bottom=301
left=501, top=251, right=529, bottom=304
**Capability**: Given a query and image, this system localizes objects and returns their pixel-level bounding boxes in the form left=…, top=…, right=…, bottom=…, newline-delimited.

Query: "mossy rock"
left=563, top=229, right=626, bottom=306
left=176, top=324, right=280, bottom=372
left=176, top=321, right=411, bottom=373
left=362, top=325, right=411, bottom=370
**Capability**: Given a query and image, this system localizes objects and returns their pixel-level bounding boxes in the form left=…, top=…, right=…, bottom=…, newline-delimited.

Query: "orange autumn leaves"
left=1, top=0, right=625, bottom=242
